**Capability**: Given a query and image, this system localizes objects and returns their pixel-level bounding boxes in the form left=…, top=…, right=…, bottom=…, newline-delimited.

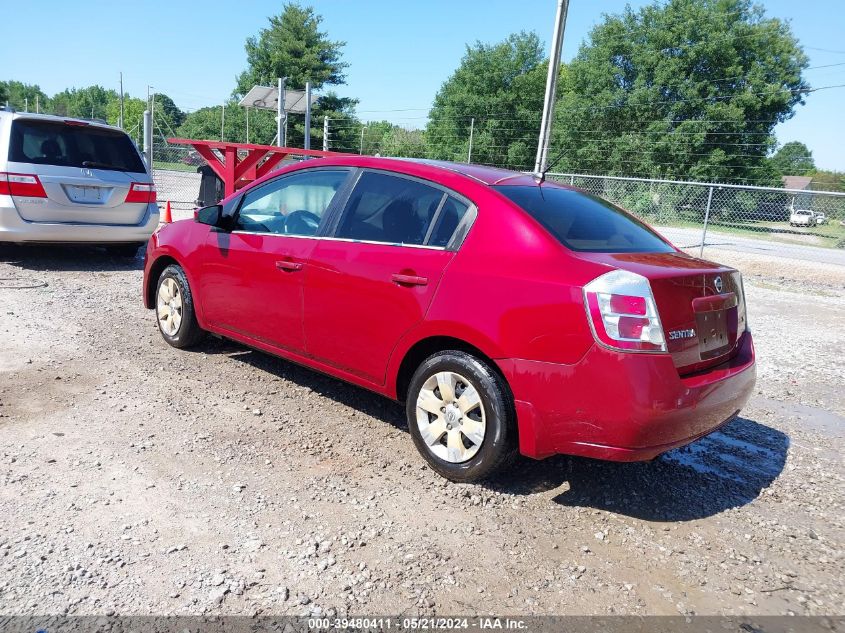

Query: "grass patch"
left=152, top=161, right=197, bottom=173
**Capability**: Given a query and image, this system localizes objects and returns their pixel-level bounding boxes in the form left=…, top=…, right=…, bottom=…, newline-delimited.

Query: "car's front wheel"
left=155, top=264, right=206, bottom=349
left=406, top=351, right=517, bottom=482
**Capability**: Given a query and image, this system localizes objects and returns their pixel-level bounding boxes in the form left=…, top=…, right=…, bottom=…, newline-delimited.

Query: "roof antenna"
left=535, top=148, right=567, bottom=184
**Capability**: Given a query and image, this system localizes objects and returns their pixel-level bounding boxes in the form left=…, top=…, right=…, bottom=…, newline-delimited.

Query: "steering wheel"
left=285, top=210, right=321, bottom=235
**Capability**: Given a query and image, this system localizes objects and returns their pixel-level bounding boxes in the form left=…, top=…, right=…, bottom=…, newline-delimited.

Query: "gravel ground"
left=0, top=242, right=842, bottom=617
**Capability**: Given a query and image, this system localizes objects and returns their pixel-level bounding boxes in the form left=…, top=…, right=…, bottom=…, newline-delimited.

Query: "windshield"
left=8, top=119, right=146, bottom=173
left=495, top=185, right=674, bottom=253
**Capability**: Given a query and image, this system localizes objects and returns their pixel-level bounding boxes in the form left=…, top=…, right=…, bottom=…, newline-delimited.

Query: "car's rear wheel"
left=156, top=264, right=205, bottom=349
left=406, top=351, right=517, bottom=482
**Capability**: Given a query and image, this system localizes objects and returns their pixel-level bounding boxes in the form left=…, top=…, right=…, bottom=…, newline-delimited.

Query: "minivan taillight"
left=125, top=182, right=157, bottom=204
left=0, top=172, right=47, bottom=198
left=583, top=270, right=667, bottom=353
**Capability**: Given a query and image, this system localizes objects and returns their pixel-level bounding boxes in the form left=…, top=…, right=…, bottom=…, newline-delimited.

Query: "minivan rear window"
left=8, top=119, right=146, bottom=173
left=495, top=185, right=674, bottom=253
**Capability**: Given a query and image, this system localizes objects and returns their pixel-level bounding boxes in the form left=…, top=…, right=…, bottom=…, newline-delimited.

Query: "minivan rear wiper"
left=82, top=160, right=125, bottom=171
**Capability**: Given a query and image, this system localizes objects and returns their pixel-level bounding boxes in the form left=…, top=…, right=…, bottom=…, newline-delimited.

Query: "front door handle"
left=392, top=273, right=428, bottom=286
left=275, top=259, right=303, bottom=272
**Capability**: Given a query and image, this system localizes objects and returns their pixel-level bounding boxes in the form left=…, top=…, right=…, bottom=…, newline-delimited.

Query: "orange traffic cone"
left=162, top=201, right=172, bottom=224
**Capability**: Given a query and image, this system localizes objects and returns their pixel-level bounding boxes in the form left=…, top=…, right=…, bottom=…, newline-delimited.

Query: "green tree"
left=284, top=92, right=360, bottom=151
left=0, top=81, right=49, bottom=112
left=358, top=121, right=395, bottom=155
left=769, top=141, right=815, bottom=176
left=152, top=93, right=186, bottom=132
left=105, top=95, right=146, bottom=143
left=235, top=2, right=348, bottom=96
left=50, top=85, right=117, bottom=120
left=552, top=0, right=809, bottom=184
left=426, top=32, right=546, bottom=169
left=808, top=169, right=845, bottom=192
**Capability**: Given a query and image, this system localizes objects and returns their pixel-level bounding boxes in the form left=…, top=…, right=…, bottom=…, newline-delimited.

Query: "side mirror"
left=195, top=204, right=227, bottom=229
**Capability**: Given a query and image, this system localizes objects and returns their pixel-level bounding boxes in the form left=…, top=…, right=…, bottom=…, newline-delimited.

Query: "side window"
left=429, top=197, right=470, bottom=248
left=236, top=169, right=348, bottom=236
left=336, top=172, right=444, bottom=245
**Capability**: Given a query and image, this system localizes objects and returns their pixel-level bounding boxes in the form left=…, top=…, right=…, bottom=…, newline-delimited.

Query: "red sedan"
left=143, top=157, right=756, bottom=482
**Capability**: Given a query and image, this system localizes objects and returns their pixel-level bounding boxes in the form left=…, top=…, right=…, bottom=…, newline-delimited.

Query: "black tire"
left=106, top=243, right=143, bottom=258
left=406, top=350, right=517, bottom=482
left=155, top=264, right=206, bottom=349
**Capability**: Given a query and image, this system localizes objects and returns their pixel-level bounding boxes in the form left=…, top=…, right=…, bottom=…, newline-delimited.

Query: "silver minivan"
left=0, top=110, right=159, bottom=255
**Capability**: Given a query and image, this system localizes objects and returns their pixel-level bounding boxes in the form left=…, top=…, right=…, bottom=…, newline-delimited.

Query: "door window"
left=335, top=171, right=445, bottom=246
left=428, top=197, right=470, bottom=247
left=236, top=169, right=348, bottom=236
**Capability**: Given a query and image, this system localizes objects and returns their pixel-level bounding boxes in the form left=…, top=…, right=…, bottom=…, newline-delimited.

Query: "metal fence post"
left=142, top=110, right=152, bottom=170
left=304, top=82, right=312, bottom=150
left=700, top=186, right=714, bottom=257
left=467, top=117, right=474, bottom=163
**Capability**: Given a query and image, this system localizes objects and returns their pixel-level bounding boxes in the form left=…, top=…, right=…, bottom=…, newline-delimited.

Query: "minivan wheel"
left=406, top=351, right=517, bottom=482
left=156, top=264, right=205, bottom=349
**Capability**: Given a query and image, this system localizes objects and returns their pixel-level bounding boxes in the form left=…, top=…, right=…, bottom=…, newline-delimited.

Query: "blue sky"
left=3, top=0, right=844, bottom=170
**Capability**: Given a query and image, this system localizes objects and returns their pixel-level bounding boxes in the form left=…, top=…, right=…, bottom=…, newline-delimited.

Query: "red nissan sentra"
left=143, top=157, right=755, bottom=482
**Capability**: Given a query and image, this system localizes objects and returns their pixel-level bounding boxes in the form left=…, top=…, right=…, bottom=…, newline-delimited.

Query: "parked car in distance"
left=143, top=157, right=756, bottom=482
left=789, top=209, right=816, bottom=227
left=0, top=111, right=158, bottom=255
left=181, top=150, right=204, bottom=167
left=814, top=211, right=827, bottom=225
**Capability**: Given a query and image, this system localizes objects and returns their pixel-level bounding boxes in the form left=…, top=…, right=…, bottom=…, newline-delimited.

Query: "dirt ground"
left=0, top=242, right=842, bottom=617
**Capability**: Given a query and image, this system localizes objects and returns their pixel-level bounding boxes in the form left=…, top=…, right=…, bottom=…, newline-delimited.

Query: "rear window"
left=8, top=119, right=145, bottom=173
left=495, top=185, right=674, bottom=253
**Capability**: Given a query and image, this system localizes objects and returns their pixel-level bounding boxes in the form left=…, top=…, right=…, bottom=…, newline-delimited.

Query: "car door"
left=304, top=170, right=473, bottom=384
left=197, top=167, right=351, bottom=354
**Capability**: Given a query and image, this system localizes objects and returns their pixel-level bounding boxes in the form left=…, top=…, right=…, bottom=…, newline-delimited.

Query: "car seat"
left=382, top=199, right=423, bottom=244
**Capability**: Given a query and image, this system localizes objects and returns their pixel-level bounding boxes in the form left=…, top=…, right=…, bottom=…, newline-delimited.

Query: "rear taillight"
left=0, top=172, right=48, bottom=198
left=125, top=182, right=157, bottom=204
left=731, top=271, right=748, bottom=333
left=583, top=270, right=667, bottom=353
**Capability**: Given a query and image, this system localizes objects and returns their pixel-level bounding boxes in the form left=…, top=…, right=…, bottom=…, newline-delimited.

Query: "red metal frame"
left=167, top=138, right=346, bottom=198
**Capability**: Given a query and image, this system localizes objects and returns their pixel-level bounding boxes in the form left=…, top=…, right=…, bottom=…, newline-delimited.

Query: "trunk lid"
left=7, top=162, right=149, bottom=225
left=579, top=251, right=747, bottom=374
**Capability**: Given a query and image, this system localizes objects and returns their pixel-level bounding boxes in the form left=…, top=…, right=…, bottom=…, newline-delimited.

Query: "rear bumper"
left=0, top=200, right=159, bottom=243
left=499, top=331, right=756, bottom=461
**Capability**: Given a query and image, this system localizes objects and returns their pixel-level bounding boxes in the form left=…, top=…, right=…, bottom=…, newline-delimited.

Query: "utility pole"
left=276, top=77, right=287, bottom=147
left=467, top=117, right=475, bottom=163
left=246, top=107, right=249, bottom=143
left=323, top=116, right=329, bottom=151
left=304, top=81, right=312, bottom=150
left=119, top=72, right=125, bottom=129
left=36, top=95, right=39, bottom=113
left=221, top=102, right=225, bottom=142
left=534, top=0, right=569, bottom=175
left=360, top=125, right=365, bottom=154
left=24, top=98, right=28, bottom=113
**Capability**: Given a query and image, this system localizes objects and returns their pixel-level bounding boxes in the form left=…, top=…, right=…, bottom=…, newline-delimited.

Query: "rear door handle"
left=391, top=273, right=428, bottom=286
left=275, top=259, right=303, bottom=272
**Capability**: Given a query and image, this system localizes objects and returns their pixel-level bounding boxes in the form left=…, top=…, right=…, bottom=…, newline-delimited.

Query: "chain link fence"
left=148, top=136, right=845, bottom=265
left=548, top=173, right=845, bottom=265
